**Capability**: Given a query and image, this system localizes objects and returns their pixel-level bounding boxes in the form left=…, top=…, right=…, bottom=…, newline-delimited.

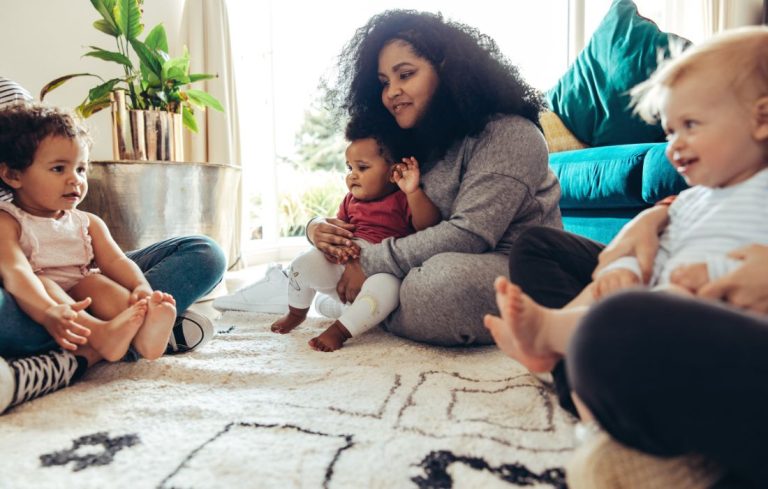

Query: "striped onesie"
left=602, top=167, right=768, bottom=285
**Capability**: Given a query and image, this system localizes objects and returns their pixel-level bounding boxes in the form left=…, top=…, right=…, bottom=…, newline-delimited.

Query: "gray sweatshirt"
left=361, top=114, right=562, bottom=278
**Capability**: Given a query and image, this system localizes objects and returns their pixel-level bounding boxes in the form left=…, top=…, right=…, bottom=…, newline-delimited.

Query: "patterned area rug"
left=0, top=312, right=577, bottom=488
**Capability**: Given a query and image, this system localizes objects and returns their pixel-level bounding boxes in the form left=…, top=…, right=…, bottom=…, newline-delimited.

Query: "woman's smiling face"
left=378, top=40, right=439, bottom=130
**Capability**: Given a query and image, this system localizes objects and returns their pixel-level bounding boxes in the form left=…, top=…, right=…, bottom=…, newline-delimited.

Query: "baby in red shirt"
left=271, top=126, right=441, bottom=351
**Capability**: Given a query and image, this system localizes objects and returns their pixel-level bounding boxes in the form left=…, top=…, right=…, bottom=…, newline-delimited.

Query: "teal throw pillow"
left=547, top=0, right=691, bottom=146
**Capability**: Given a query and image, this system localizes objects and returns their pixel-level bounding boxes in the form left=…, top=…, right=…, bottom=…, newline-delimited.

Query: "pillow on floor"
left=547, top=0, right=691, bottom=147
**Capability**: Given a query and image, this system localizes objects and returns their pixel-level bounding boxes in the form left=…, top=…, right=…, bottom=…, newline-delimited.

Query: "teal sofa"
left=549, top=142, right=688, bottom=244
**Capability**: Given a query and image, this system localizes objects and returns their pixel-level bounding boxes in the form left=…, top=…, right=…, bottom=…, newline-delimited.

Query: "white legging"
left=287, top=247, right=400, bottom=336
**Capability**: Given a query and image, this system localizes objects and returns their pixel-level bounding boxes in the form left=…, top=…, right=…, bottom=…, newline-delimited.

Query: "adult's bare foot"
left=271, top=306, right=309, bottom=334
left=308, top=321, right=351, bottom=352
left=88, top=300, right=148, bottom=362
left=483, top=277, right=561, bottom=373
left=132, top=291, right=177, bottom=360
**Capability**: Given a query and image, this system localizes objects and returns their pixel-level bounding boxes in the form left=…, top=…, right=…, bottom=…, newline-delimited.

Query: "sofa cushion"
left=641, top=143, right=689, bottom=202
left=547, top=0, right=691, bottom=147
left=550, top=143, right=659, bottom=209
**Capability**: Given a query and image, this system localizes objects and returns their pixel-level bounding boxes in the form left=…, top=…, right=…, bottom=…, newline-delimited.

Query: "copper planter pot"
left=110, top=91, right=184, bottom=161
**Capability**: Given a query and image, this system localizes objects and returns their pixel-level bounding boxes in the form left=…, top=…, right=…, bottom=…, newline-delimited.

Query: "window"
left=226, top=1, right=570, bottom=264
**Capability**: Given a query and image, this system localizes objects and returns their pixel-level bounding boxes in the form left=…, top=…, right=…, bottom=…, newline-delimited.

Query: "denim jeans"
left=0, top=235, right=226, bottom=358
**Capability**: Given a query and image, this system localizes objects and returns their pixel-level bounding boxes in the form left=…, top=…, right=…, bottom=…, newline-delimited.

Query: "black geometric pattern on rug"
left=281, top=373, right=402, bottom=419
left=412, top=450, right=567, bottom=489
left=396, top=371, right=573, bottom=452
left=157, top=422, right=354, bottom=489
left=39, top=432, right=140, bottom=472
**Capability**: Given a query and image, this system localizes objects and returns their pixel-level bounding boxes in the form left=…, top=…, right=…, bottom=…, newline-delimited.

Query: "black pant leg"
left=508, top=226, right=603, bottom=308
left=508, top=226, right=604, bottom=416
left=568, top=291, right=768, bottom=487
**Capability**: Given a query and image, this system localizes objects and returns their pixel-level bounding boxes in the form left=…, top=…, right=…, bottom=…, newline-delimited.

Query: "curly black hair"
left=0, top=104, right=91, bottom=193
left=328, top=10, right=547, bottom=162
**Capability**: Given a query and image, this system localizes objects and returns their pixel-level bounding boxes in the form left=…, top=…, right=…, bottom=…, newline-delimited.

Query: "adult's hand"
left=337, top=260, right=366, bottom=304
left=698, top=244, right=768, bottom=314
left=307, top=217, right=357, bottom=262
left=592, top=205, right=669, bottom=283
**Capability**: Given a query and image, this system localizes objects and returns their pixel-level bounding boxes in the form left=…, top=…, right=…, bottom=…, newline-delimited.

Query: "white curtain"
left=657, top=0, right=763, bottom=42
left=180, top=0, right=243, bottom=269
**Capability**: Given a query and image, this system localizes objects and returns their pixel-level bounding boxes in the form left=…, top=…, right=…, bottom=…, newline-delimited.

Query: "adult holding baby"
left=306, top=10, right=562, bottom=346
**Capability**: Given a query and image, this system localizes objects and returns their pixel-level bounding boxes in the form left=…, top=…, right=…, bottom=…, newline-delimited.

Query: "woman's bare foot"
left=271, top=306, right=309, bottom=334
left=132, top=291, right=177, bottom=360
left=88, top=300, right=148, bottom=362
left=308, top=321, right=351, bottom=352
left=483, top=277, right=561, bottom=373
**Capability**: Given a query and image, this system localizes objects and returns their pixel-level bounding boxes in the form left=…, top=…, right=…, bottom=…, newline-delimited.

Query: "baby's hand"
left=323, top=243, right=360, bottom=264
left=392, top=157, right=421, bottom=195
left=593, top=268, right=641, bottom=299
left=670, top=262, right=709, bottom=293
left=43, top=298, right=92, bottom=351
left=130, top=284, right=153, bottom=304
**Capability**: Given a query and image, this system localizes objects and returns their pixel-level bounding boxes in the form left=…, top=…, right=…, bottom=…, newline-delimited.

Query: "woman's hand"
left=698, top=245, right=768, bottom=313
left=307, top=217, right=357, bottom=262
left=42, top=298, right=92, bottom=351
left=593, top=205, right=669, bottom=283
left=337, top=260, right=367, bottom=303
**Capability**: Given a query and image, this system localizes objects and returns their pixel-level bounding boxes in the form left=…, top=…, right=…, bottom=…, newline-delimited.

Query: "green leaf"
left=182, top=105, right=199, bottom=132
left=114, top=0, right=143, bottom=41
left=162, top=56, right=190, bottom=84
left=130, top=39, right=162, bottom=78
left=144, top=23, right=168, bottom=53
left=39, top=73, right=102, bottom=101
left=88, top=78, right=123, bottom=102
left=84, top=47, right=133, bottom=67
left=93, top=19, right=118, bottom=36
left=90, top=0, right=119, bottom=35
left=185, top=89, right=225, bottom=112
left=189, top=73, right=216, bottom=83
left=77, top=95, right=112, bottom=118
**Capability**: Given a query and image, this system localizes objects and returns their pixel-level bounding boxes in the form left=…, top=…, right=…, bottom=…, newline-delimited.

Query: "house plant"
left=40, top=0, right=224, bottom=160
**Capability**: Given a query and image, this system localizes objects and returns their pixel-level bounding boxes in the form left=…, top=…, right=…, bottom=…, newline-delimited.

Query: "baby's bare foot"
left=308, top=321, right=351, bottom=352
left=484, top=277, right=560, bottom=373
left=271, top=306, right=309, bottom=334
left=132, top=291, right=177, bottom=360
left=89, top=300, right=147, bottom=362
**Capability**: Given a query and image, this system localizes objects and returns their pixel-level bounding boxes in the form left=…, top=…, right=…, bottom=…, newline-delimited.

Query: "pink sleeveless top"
left=0, top=201, right=96, bottom=291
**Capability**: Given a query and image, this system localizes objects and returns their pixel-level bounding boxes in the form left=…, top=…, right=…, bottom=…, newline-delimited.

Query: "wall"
left=0, top=0, right=185, bottom=160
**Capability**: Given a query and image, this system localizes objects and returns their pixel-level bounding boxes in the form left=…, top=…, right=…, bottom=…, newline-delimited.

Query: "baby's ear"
left=753, top=96, right=768, bottom=141
left=0, top=164, right=22, bottom=189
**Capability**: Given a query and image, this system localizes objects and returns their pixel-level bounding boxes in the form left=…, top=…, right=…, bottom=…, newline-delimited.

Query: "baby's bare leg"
left=271, top=306, right=309, bottom=334
left=131, top=291, right=176, bottom=360
left=69, top=274, right=131, bottom=318
left=40, top=276, right=146, bottom=362
left=483, top=277, right=587, bottom=372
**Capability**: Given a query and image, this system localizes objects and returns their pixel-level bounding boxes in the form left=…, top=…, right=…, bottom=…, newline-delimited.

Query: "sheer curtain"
left=180, top=0, right=243, bottom=268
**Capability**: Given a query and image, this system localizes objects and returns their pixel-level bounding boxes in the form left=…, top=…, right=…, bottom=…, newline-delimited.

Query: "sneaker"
left=314, top=293, right=346, bottom=319
left=1, top=350, right=81, bottom=414
left=566, top=425, right=723, bottom=489
left=166, top=310, right=215, bottom=355
left=212, top=263, right=289, bottom=314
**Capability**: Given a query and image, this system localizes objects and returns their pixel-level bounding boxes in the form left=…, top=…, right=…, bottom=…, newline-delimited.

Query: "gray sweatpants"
left=382, top=251, right=508, bottom=346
